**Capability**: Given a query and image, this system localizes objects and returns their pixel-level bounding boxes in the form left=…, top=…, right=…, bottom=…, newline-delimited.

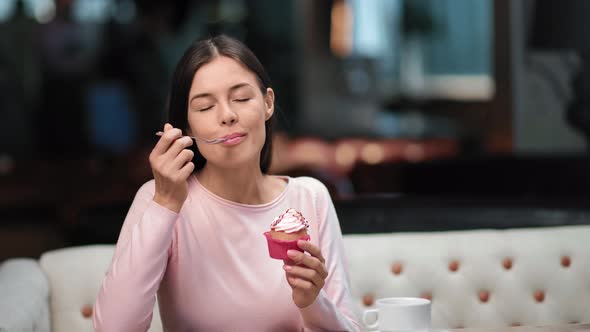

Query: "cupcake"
left=264, top=208, right=310, bottom=260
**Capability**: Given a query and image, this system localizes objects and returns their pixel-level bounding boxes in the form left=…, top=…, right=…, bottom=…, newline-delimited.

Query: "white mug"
left=362, top=297, right=431, bottom=332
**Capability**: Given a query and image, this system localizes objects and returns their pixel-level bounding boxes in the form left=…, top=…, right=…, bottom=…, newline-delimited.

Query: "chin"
left=209, top=154, right=262, bottom=170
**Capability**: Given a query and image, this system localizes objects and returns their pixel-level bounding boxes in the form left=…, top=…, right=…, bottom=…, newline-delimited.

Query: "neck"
left=196, top=163, right=274, bottom=205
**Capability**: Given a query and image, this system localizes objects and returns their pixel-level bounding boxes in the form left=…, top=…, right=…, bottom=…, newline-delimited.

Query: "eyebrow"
left=189, top=83, right=253, bottom=103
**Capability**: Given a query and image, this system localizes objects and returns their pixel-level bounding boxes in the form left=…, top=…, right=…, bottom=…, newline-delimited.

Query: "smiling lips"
left=222, top=132, right=246, bottom=140
left=220, top=132, right=247, bottom=145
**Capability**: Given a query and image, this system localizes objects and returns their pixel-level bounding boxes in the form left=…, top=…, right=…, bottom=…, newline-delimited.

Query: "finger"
left=297, top=240, right=325, bottom=263
left=163, top=136, right=193, bottom=161
left=164, top=123, right=173, bottom=131
left=283, top=258, right=296, bottom=266
left=177, top=161, right=195, bottom=180
left=287, top=249, right=328, bottom=279
left=171, top=149, right=194, bottom=170
left=287, top=276, right=314, bottom=291
left=284, top=265, right=324, bottom=289
left=152, top=127, right=183, bottom=156
left=284, top=274, right=296, bottom=289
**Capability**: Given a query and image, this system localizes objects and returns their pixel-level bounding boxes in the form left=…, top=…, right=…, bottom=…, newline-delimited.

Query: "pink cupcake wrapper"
left=263, top=231, right=310, bottom=260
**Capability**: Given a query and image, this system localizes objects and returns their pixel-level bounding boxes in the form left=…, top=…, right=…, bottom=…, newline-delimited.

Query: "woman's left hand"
left=283, top=240, right=329, bottom=308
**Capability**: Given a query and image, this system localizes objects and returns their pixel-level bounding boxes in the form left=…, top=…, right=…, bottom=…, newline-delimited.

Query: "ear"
left=264, top=88, right=275, bottom=121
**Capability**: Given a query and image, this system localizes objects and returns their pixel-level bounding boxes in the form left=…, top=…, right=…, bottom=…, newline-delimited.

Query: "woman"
left=94, top=35, right=361, bottom=332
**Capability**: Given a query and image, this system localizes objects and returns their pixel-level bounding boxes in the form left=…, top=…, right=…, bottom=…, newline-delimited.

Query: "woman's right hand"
left=150, top=123, right=195, bottom=213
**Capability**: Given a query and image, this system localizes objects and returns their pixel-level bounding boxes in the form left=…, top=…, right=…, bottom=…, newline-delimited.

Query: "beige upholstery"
left=3, top=225, right=589, bottom=331
left=344, top=225, right=590, bottom=329
left=39, top=245, right=163, bottom=332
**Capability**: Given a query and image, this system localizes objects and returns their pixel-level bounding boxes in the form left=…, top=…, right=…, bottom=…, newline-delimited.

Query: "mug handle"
left=362, top=309, right=379, bottom=329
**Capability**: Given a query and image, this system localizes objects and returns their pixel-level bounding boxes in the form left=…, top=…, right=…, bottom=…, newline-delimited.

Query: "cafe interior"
left=0, top=0, right=589, bottom=331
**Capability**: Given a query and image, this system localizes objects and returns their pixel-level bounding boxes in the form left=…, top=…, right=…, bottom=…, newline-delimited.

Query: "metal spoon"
left=155, top=131, right=227, bottom=144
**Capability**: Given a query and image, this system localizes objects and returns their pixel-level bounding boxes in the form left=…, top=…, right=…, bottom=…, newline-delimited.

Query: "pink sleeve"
left=299, top=180, right=362, bottom=332
left=93, top=181, right=178, bottom=332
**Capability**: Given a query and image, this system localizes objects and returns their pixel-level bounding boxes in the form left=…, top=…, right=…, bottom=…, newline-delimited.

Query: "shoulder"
left=290, top=176, right=328, bottom=192
left=288, top=177, right=338, bottom=230
left=289, top=176, right=331, bottom=202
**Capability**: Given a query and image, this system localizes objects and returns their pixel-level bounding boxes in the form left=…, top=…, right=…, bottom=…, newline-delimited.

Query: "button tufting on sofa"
left=478, top=290, right=490, bottom=303
left=81, top=305, right=93, bottom=319
left=391, top=262, right=403, bottom=275
left=561, top=255, right=571, bottom=268
left=502, top=258, right=513, bottom=270
left=344, top=226, right=590, bottom=329
left=534, top=290, right=545, bottom=303
left=420, top=291, right=432, bottom=301
left=362, top=294, right=374, bottom=306
left=2, top=225, right=590, bottom=331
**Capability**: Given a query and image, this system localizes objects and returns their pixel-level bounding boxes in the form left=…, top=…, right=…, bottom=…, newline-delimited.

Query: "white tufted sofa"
left=0, top=225, right=589, bottom=331
left=344, top=225, right=590, bottom=329
left=0, top=246, right=163, bottom=332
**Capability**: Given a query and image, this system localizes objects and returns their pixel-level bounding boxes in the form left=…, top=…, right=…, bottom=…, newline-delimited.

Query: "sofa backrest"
left=343, top=225, right=590, bottom=329
left=37, top=225, right=590, bottom=331
left=39, top=245, right=162, bottom=332
left=0, top=258, right=51, bottom=332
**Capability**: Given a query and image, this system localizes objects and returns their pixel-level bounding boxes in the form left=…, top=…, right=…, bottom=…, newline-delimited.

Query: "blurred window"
left=349, top=0, right=494, bottom=100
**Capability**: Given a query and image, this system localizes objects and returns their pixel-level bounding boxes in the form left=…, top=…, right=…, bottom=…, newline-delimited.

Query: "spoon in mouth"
left=155, top=131, right=227, bottom=144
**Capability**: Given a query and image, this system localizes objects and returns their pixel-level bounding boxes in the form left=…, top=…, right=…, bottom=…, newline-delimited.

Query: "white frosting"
left=270, top=208, right=309, bottom=234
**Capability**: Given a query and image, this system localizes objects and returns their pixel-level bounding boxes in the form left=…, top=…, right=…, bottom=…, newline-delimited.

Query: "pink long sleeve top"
left=93, top=175, right=361, bottom=332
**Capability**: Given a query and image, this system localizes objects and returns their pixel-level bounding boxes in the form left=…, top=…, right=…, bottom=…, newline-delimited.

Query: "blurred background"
left=1, top=0, right=589, bottom=261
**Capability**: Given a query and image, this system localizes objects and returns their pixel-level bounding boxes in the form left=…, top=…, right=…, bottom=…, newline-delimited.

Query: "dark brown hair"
left=167, top=35, right=274, bottom=173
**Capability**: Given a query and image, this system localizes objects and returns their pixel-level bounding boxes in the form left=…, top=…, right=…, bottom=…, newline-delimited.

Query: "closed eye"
left=199, top=105, right=214, bottom=112
left=233, top=98, right=250, bottom=102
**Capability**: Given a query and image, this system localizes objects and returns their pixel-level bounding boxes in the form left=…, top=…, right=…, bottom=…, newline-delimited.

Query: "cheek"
left=187, top=114, right=212, bottom=136
left=186, top=115, right=198, bottom=133
left=252, top=116, right=268, bottom=144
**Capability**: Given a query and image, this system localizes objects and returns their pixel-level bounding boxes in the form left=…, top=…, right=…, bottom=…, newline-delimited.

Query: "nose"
left=219, top=102, right=238, bottom=125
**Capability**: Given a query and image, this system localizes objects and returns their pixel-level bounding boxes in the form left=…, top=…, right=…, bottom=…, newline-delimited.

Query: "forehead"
left=190, top=56, right=258, bottom=92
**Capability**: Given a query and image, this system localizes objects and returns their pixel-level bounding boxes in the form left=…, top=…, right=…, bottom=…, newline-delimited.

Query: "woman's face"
left=186, top=56, right=274, bottom=170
